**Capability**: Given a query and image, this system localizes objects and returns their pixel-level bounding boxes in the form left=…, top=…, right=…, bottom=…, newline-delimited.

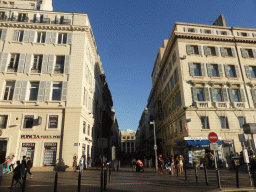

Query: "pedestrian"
left=103, top=156, right=107, bottom=168
left=178, top=155, right=184, bottom=174
left=10, top=161, right=23, bottom=189
left=157, top=154, right=163, bottom=174
left=73, top=155, right=77, bottom=172
left=21, top=156, right=27, bottom=179
left=79, top=156, right=84, bottom=172
left=3, top=156, right=11, bottom=174
left=87, top=157, right=91, bottom=169
left=132, top=158, right=136, bottom=171
left=10, top=155, right=16, bottom=172
left=26, top=157, right=33, bottom=178
left=0, top=160, right=3, bottom=186
left=171, top=156, right=175, bottom=175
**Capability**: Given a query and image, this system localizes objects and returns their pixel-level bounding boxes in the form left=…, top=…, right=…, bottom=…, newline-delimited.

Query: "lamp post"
left=150, top=117, right=158, bottom=171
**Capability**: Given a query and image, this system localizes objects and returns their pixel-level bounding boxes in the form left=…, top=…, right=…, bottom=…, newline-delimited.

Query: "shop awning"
left=187, top=140, right=223, bottom=147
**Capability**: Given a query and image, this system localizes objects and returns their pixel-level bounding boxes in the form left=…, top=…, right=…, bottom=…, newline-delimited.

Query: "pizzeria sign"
left=21, top=135, right=61, bottom=139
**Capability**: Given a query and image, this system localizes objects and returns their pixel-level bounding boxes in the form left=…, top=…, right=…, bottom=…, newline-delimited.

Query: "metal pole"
left=22, top=172, right=27, bottom=192
left=153, top=120, right=158, bottom=172
left=204, top=164, right=208, bottom=186
left=100, top=171, right=103, bottom=192
left=184, top=165, right=187, bottom=180
left=54, top=172, right=58, bottom=192
left=242, top=142, right=253, bottom=187
left=236, top=166, right=239, bottom=188
left=104, top=170, right=107, bottom=190
left=194, top=166, right=198, bottom=183
left=214, top=150, right=221, bottom=188
left=78, top=171, right=81, bottom=192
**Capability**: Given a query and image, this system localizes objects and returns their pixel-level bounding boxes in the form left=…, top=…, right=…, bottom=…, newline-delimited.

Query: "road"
left=0, top=166, right=255, bottom=192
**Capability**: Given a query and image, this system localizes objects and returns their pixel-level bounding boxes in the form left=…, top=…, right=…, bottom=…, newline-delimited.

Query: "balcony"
left=214, top=102, right=227, bottom=108
left=0, top=15, right=7, bottom=21
left=195, top=101, right=209, bottom=108
left=232, top=102, right=245, bottom=108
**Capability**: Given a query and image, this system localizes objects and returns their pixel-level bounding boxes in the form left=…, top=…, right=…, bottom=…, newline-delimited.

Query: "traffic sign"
left=208, top=132, right=218, bottom=143
left=210, top=143, right=218, bottom=151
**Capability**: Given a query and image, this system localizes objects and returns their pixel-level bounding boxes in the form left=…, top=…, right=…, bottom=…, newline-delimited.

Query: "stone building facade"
left=121, top=129, right=136, bottom=153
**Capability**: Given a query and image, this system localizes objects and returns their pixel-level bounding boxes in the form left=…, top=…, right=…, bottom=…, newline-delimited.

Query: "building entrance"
left=20, top=143, right=35, bottom=164
left=0, top=140, right=7, bottom=163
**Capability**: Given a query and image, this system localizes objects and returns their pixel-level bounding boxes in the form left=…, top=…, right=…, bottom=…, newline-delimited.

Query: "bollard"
left=195, top=166, right=198, bottom=183
left=54, top=172, right=58, bottom=192
left=109, top=166, right=111, bottom=182
left=216, top=167, right=221, bottom=188
left=177, top=166, right=179, bottom=177
left=236, top=166, right=239, bottom=188
left=100, top=171, right=103, bottom=192
left=184, top=165, right=187, bottom=180
left=104, top=170, right=107, bottom=190
left=78, top=171, right=81, bottom=192
left=204, top=164, right=208, bottom=186
left=22, top=172, right=27, bottom=192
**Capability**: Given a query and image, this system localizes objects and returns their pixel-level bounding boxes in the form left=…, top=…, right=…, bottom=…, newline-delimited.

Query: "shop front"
left=0, top=139, right=7, bottom=163
left=20, top=143, right=35, bottom=164
left=43, top=142, right=57, bottom=166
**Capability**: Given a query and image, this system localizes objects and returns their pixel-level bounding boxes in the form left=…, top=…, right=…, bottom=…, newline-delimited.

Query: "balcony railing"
left=195, top=101, right=209, bottom=108
left=232, top=102, right=245, bottom=108
left=214, top=102, right=227, bottom=108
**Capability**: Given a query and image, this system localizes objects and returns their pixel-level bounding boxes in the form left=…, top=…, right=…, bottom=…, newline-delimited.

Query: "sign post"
left=208, top=132, right=221, bottom=188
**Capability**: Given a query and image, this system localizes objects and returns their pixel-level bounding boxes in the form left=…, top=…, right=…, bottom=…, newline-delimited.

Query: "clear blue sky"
left=53, top=0, right=256, bottom=131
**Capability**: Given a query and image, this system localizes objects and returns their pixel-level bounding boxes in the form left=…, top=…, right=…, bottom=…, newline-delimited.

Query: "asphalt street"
left=0, top=167, right=256, bottom=192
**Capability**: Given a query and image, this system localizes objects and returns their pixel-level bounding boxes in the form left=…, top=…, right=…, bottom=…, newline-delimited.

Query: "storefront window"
left=0, top=115, right=8, bottom=129
left=43, top=143, right=57, bottom=166
left=48, top=115, right=58, bottom=128
left=23, top=115, right=34, bottom=129
left=20, top=143, right=35, bottom=164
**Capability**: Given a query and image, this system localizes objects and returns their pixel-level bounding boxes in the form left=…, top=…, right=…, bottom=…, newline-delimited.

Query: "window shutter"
left=240, top=48, right=247, bottom=58
left=37, top=81, right=45, bottom=101
left=55, top=15, right=60, bottom=24
left=247, top=32, right=250, bottom=37
left=203, top=46, right=209, bottom=56
left=191, top=87, right=198, bottom=102
left=13, top=80, right=22, bottom=101
left=215, top=46, right=219, bottom=56
left=251, top=89, right=256, bottom=103
left=12, top=30, right=19, bottom=42
left=228, top=88, right=235, bottom=103
left=194, top=28, right=198, bottom=33
left=1, top=28, right=7, bottom=41
left=210, top=30, right=214, bottom=34
left=198, top=45, right=202, bottom=55
left=240, top=88, right=246, bottom=102
left=253, top=33, right=256, bottom=37
left=252, top=49, right=256, bottom=58
left=231, top=48, right=236, bottom=57
left=237, top=32, right=241, bottom=36
left=224, top=64, right=230, bottom=78
left=51, top=31, right=57, bottom=44
left=207, top=63, right=212, bottom=77
left=20, top=81, right=28, bottom=101
left=183, top=27, right=188, bottom=32
left=211, top=87, right=217, bottom=102
left=64, top=55, right=70, bottom=74
left=245, top=65, right=251, bottom=78
left=200, top=63, right=206, bottom=76
left=200, top=29, right=205, bottom=33
left=45, top=31, right=52, bottom=44
left=44, top=81, right=51, bottom=101
left=186, top=44, right=191, bottom=55
left=24, top=53, right=32, bottom=73
left=189, top=62, right=194, bottom=76
left=29, top=30, right=36, bottom=43
left=222, top=88, right=228, bottom=102
left=67, top=33, right=72, bottom=44
left=235, top=65, right=240, bottom=78
left=47, top=54, right=55, bottom=74
left=216, top=30, right=220, bottom=35
left=41, top=54, right=49, bottom=74
left=61, top=81, right=68, bottom=101
left=220, top=47, right=225, bottom=56
left=227, top=31, right=230, bottom=36
left=0, top=52, right=9, bottom=72
left=17, top=53, right=26, bottom=73
left=204, top=87, right=210, bottom=101
left=23, top=30, right=30, bottom=43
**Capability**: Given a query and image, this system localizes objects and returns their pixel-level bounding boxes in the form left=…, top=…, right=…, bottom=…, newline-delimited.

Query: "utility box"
left=243, top=123, right=256, bottom=134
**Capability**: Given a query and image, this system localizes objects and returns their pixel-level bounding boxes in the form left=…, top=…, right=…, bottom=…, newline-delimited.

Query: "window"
left=238, top=117, right=245, bottom=129
left=15, top=30, right=24, bottom=42
left=193, top=63, right=201, bottom=76
left=215, top=88, right=223, bottom=102
left=174, top=69, right=179, bottom=83
left=3, top=81, right=14, bottom=100
left=240, top=32, right=248, bottom=37
left=8, top=54, right=20, bottom=72
left=123, top=137, right=125, bottom=139
left=190, top=45, right=199, bottom=54
left=220, top=47, right=234, bottom=57
left=0, top=12, right=6, bottom=20
left=211, top=64, right=219, bottom=77
left=52, top=83, right=62, bottom=101
left=18, top=13, right=27, bottom=22
left=204, top=46, right=219, bottom=56
left=204, top=30, right=211, bottom=34
left=54, top=56, right=64, bottom=74
left=29, top=82, right=39, bottom=101
left=87, top=125, right=90, bottom=136
left=131, top=136, right=134, bottom=139
left=220, top=116, right=229, bottom=129
left=48, top=115, right=58, bottom=128
left=179, top=121, right=182, bottom=132
left=127, top=136, right=130, bottom=139
left=249, top=66, right=256, bottom=78
left=209, top=47, right=216, bottom=56
left=188, top=28, right=195, bottom=33
left=31, top=55, right=42, bottom=73
left=196, top=88, right=204, bottom=101
left=58, top=33, right=67, bottom=44
left=83, top=122, right=86, bottom=134
left=23, top=115, right=34, bottom=128
left=220, top=31, right=227, bottom=35
left=37, top=32, right=46, bottom=43
left=228, top=65, right=236, bottom=78
left=201, top=117, right=209, bottom=129
left=0, top=115, right=8, bottom=128
left=232, top=89, right=241, bottom=102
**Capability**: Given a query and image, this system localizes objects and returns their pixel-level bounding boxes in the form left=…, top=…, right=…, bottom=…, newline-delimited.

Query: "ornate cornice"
left=175, top=32, right=235, bottom=42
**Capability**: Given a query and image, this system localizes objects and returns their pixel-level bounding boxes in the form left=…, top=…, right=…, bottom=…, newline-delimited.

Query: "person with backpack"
left=10, top=161, right=23, bottom=189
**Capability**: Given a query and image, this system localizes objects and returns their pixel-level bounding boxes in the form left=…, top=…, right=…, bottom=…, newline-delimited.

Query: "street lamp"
left=149, top=115, right=157, bottom=171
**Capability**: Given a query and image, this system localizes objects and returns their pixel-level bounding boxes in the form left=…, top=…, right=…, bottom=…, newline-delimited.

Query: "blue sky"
left=53, top=0, right=256, bottom=131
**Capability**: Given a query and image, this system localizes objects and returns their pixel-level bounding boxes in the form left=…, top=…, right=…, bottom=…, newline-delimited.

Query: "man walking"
left=10, top=155, right=15, bottom=172
left=27, top=157, right=33, bottom=178
left=79, top=156, right=84, bottom=172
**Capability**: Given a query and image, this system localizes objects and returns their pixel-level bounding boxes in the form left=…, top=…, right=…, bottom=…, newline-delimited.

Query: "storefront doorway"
left=0, top=140, right=7, bottom=163
left=20, top=143, right=35, bottom=164
left=43, top=143, right=57, bottom=166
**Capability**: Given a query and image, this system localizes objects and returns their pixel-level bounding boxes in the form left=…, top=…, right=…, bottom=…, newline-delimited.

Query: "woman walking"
left=157, top=155, right=163, bottom=174
left=178, top=155, right=184, bottom=174
left=3, top=156, right=11, bottom=174
left=73, top=156, right=77, bottom=172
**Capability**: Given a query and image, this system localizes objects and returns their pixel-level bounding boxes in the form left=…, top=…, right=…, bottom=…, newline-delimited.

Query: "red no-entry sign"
left=208, top=132, right=218, bottom=143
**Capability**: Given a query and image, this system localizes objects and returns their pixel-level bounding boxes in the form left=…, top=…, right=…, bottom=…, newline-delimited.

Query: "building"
left=121, top=129, right=136, bottom=153
left=139, top=15, right=256, bottom=166
left=0, top=0, right=117, bottom=168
